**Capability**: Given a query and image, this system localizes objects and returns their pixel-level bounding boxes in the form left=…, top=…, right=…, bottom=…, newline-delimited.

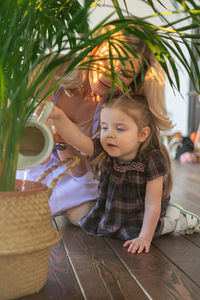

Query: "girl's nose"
left=106, top=130, right=115, bottom=138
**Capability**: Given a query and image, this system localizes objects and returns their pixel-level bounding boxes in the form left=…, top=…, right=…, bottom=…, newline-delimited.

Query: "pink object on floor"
left=180, top=152, right=198, bottom=164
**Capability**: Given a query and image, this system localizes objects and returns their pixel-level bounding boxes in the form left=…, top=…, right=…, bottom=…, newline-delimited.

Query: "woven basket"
left=0, top=156, right=79, bottom=300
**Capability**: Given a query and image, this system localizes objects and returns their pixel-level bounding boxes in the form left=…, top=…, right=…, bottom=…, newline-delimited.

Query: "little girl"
left=48, top=93, right=200, bottom=254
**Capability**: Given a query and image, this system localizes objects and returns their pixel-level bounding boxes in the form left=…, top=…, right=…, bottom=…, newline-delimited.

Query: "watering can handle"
left=38, top=102, right=54, bottom=124
left=37, top=156, right=80, bottom=196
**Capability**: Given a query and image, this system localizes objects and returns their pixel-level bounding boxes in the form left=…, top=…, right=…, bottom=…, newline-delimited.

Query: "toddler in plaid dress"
left=46, top=92, right=200, bottom=254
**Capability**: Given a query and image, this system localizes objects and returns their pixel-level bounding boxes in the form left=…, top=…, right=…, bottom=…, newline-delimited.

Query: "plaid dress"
left=79, top=138, right=170, bottom=240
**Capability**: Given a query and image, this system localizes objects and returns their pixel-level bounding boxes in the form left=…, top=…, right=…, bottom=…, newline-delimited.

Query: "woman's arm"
left=123, top=176, right=163, bottom=254
left=49, top=105, right=94, bottom=157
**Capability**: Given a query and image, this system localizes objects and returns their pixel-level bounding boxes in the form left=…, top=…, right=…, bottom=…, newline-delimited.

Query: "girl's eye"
left=101, top=126, right=108, bottom=131
left=117, top=127, right=125, bottom=131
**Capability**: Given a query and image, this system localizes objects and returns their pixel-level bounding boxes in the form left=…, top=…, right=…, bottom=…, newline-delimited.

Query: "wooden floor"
left=19, top=161, right=200, bottom=300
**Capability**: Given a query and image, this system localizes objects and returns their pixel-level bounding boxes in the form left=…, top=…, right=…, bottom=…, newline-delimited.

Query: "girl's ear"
left=138, top=127, right=150, bottom=142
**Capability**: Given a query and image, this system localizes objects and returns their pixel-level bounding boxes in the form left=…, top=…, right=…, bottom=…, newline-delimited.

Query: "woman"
left=16, top=22, right=172, bottom=225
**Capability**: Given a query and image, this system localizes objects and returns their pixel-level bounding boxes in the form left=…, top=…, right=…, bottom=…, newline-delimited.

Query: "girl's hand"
left=36, top=101, right=64, bottom=121
left=46, top=104, right=64, bottom=121
left=45, top=105, right=67, bottom=146
left=123, top=237, right=151, bottom=254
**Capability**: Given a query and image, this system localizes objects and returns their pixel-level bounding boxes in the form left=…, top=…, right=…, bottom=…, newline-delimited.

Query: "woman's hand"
left=123, top=237, right=151, bottom=254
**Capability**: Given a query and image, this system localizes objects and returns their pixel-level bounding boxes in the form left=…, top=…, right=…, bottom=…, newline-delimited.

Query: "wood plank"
left=106, top=236, right=200, bottom=300
left=182, top=233, right=200, bottom=248
left=153, top=233, right=200, bottom=287
left=18, top=240, right=83, bottom=300
left=55, top=215, right=148, bottom=300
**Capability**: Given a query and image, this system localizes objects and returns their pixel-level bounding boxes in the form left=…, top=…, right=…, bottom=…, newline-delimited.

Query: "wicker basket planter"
left=0, top=242, right=57, bottom=300
left=0, top=179, right=60, bottom=300
left=0, top=157, right=79, bottom=300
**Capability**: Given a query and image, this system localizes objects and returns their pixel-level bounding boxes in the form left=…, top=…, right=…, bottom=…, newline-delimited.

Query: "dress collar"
left=113, top=158, right=145, bottom=173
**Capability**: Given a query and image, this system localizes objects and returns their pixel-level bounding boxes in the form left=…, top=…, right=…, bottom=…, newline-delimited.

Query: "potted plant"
left=0, top=1, right=105, bottom=298
left=0, top=0, right=199, bottom=299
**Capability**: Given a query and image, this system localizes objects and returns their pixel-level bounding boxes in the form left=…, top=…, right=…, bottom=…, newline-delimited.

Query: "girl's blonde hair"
left=94, top=93, right=172, bottom=198
left=61, top=20, right=172, bottom=131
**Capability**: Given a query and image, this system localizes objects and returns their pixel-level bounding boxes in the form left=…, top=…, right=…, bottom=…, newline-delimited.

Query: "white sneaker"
left=166, top=202, right=200, bottom=235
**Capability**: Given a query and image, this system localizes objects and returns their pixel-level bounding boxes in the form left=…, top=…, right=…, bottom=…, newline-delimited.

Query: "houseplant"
left=0, top=0, right=200, bottom=191
left=0, top=0, right=200, bottom=299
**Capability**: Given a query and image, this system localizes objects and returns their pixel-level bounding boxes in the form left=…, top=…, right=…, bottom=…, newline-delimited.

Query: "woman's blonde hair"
left=61, top=20, right=172, bottom=131
left=93, top=93, right=173, bottom=198
left=93, top=24, right=172, bottom=132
